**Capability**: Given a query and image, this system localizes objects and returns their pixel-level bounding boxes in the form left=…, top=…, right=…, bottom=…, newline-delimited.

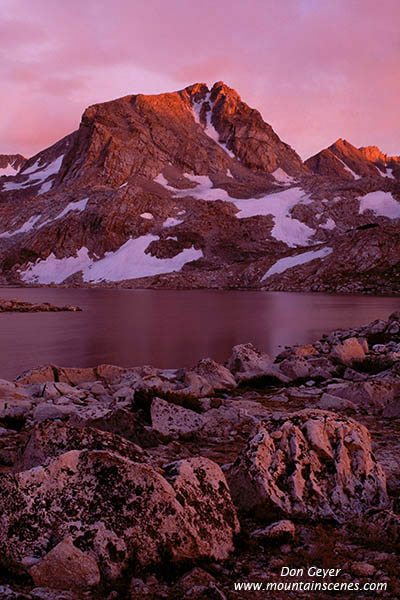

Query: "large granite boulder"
left=228, top=410, right=388, bottom=522
left=14, top=420, right=147, bottom=471
left=0, top=450, right=239, bottom=581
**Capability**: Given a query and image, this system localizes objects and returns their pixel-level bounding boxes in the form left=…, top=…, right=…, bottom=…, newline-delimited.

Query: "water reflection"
left=0, top=288, right=398, bottom=380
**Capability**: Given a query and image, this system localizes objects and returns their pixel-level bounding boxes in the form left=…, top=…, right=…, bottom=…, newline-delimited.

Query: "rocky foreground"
left=0, top=298, right=81, bottom=312
left=1, top=314, right=400, bottom=599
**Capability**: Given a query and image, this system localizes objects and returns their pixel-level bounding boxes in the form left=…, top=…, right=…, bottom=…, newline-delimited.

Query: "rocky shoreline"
left=0, top=298, right=81, bottom=312
left=0, top=313, right=400, bottom=598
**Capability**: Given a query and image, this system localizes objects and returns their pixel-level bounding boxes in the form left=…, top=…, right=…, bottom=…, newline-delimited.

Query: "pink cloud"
left=0, top=0, right=399, bottom=159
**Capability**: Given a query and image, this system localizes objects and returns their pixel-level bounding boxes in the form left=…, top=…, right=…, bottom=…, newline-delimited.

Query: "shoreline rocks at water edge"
left=0, top=312, right=399, bottom=598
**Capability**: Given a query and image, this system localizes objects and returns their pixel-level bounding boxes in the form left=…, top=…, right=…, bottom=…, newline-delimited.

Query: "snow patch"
left=192, top=93, right=235, bottom=158
left=39, top=181, right=53, bottom=195
left=155, top=171, right=232, bottom=202
left=320, top=217, right=336, bottom=230
left=262, top=247, right=333, bottom=280
left=272, top=168, right=295, bottom=184
left=379, top=168, right=395, bottom=179
left=20, top=236, right=203, bottom=283
left=2, top=154, right=64, bottom=192
left=20, top=248, right=92, bottom=284
left=173, top=175, right=232, bottom=202
left=140, top=212, right=154, bottom=220
left=0, top=215, right=42, bottom=238
left=155, top=171, right=317, bottom=247
left=335, top=157, right=361, bottom=180
left=38, top=198, right=89, bottom=229
left=232, top=187, right=315, bottom=247
left=85, top=236, right=203, bottom=282
left=56, top=198, right=88, bottom=219
left=163, top=217, right=184, bottom=227
left=359, top=191, right=400, bottom=219
left=154, top=173, right=174, bottom=188
left=0, top=165, right=18, bottom=177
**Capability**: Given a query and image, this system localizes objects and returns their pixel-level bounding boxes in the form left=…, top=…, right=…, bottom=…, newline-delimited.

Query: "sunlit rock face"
left=0, top=449, right=239, bottom=581
left=0, top=81, right=398, bottom=293
left=228, top=410, right=389, bottom=522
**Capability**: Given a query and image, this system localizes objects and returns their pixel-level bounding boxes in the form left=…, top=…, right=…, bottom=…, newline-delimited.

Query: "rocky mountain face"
left=0, top=82, right=399, bottom=293
left=305, top=138, right=400, bottom=180
left=1, top=313, right=400, bottom=598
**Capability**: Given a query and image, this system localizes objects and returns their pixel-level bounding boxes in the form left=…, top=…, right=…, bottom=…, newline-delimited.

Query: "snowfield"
left=359, top=191, right=400, bottom=219
left=0, top=215, right=42, bottom=238
left=40, top=198, right=89, bottom=228
left=232, top=187, right=315, bottom=247
left=155, top=174, right=316, bottom=247
left=0, top=165, right=18, bottom=176
left=262, top=247, right=333, bottom=280
left=192, top=94, right=235, bottom=158
left=2, top=154, right=64, bottom=192
left=272, top=168, right=295, bottom=184
left=19, top=234, right=203, bottom=284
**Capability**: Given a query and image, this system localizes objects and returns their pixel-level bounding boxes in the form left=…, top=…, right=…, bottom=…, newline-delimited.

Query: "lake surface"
left=0, top=288, right=399, bottom=380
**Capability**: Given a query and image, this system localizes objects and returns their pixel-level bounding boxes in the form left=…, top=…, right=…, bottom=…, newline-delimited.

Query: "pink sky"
left=1, top=0, right=399, bottom=160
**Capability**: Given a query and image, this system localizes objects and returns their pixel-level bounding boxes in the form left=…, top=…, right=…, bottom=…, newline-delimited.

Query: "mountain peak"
left=329, top=138, right=357, bottom=153
left=358, top=145, right=400, bottom=165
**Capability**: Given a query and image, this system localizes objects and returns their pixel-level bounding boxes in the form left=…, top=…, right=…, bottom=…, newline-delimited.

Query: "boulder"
left=163, top=457, right=240, bottom=559
left=295, top=345, right=317, bottom=358
left=193, top=358, right=237, bottom=391
left=316, top=393, right=357, bottom=411
left=350, top=561, right=376, bottom=577
left=176, top=371, right=213, bottom=398
left=200, top=404, right=256, bottom=438
left=178, top=567, right=216, bottom=592
left=0, top=451, right=238, bottom=580
left=227, top=343, right=289, bottom=383
left=151, top=397, right=205, bottom=438
left=228, top=410, right=388, bottom=522
left=32, top=403, right=77, bottom=422
left=279, top=357, right=311, bottom=380
left=16, top=365, right=57, bottom=384
left=29, top=536, right=100, bottom=590
left=14, top=420, right=147, bottom=471
left=57, top=367, right=97, bottom=385
left=0, top=399, right=33, bottom=420
left=331, top=337, right=367, bottom=366
left=365, top=510, right=400, bottom=543
left=176, top=567, right=226, bottom=600
left=96, top=364, right=128, bottom=383
left=0, top=379, right=30, bottom=400
left=251, top=520, right=295, bottom=541
left=326, top=380, right=395, bottom=412
left=80, top=407, right=159, bottom=448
